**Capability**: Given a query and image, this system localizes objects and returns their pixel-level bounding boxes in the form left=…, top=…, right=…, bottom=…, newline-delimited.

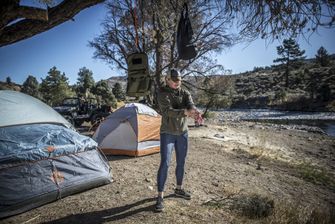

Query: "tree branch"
left=0, top=0, right=105, bottom=47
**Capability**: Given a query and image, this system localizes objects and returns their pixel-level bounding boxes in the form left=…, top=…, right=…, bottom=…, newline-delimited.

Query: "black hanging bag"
left=177, top=3, right=197, bottom=60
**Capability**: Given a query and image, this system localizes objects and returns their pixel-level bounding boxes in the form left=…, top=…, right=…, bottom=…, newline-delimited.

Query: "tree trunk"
left=285, top=60, right=290, bottom=88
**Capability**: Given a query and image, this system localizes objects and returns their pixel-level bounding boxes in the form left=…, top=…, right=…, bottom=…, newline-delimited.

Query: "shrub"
left=230, top=194, right=274, bottom=219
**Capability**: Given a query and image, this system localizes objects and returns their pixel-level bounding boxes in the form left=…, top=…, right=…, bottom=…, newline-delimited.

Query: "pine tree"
left=21, top=75, right=40, bottom=98
left=92, top=80, right=117, bottom=107
left=315, top=46, right=330, bottom=67
left=40, top=66, right=75, bottom=106
left=273, top=38, right=306, bottom=88
left=76, top=67, right=95, bottom=98
left=112, top=82, right=125, bottom=101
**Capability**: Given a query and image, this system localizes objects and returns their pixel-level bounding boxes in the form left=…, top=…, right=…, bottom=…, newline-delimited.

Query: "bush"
left=326, top=100, right=335, bottom=111
left=230, top=194, right=274, bottom=219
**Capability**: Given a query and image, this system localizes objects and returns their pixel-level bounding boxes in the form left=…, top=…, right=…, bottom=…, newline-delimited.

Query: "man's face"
left=167, top=78, right=181, bottom=89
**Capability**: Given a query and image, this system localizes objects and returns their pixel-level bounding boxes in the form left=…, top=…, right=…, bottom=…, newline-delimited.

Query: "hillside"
left=231, top=66, right=335, bottom=111
left=0, top=81, right=21, bottom=91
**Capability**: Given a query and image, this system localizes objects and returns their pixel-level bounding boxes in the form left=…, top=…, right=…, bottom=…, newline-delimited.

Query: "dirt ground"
left=1, top=116, right=335, bottom=224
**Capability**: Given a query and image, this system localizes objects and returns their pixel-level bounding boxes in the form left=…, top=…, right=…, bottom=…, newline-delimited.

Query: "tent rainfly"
left=0, top=90, right=112, bottom=218
left=93, top=103, right=161, bottom=156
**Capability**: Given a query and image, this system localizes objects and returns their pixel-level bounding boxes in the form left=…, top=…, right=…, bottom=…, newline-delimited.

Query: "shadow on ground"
left=42, top=195, right=175, bottom=224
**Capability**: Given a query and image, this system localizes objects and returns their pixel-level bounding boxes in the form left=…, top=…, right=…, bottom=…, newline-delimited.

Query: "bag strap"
left=182, top=3, right=188, bottom=19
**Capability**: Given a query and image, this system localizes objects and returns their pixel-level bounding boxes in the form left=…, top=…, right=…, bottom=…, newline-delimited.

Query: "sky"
left=1, top=2, right=335, bottom=85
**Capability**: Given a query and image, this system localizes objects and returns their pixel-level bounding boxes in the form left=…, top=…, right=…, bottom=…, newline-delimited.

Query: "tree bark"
left=0, top=0, right=105, bottom=47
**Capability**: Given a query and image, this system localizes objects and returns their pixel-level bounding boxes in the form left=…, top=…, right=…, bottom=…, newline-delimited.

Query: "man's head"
left=166, top=69, right=181, bottom=89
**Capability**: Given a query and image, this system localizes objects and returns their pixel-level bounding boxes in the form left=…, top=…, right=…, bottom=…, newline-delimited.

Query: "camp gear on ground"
left=126, top=52, right=151, bottom=97
left=177, top=3, right=197, bottom=60
left=0, top=90, right=112, bottom=219
left=93, top=103, right=161, bottom=156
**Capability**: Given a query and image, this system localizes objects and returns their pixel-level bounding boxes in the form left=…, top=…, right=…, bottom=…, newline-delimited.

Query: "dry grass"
left=265, top=200, right=335, bottom=224
left=295, top=162, right=335, bottom=189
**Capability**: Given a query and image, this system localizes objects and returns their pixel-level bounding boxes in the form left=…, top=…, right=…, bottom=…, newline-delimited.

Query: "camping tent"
left=93, top=103, right=161, bottom=156
left=0, top=90, right=112, bottom=218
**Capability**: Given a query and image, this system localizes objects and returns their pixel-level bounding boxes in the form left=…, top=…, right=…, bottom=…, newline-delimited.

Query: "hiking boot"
left=174, top=188, right=191, bottom=200
left=155, top=196, right=164, bottom=212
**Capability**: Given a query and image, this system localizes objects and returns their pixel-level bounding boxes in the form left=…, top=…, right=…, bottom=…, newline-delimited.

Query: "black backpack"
left=177, top=3, right=197, bottom=60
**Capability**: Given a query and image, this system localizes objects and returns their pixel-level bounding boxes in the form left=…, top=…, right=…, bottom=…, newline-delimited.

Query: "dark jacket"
left=157, top=85, right=195, bottom=135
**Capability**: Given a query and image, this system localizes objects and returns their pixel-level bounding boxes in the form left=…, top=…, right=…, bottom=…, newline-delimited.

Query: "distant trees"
left=21, top=75, right=41, bottom=99
left=315, top=46, right=331, bottom=67
left=40, top=66, right=75, bottom=106
left=76, top=67, right=95, bottom=97
left=273, top=38, right=306, bottom=88
left=112, top=82, right=125, bottom=101
left=16, top=66, right=120, bottom=108
left=92, top=80, right=116, bottom=107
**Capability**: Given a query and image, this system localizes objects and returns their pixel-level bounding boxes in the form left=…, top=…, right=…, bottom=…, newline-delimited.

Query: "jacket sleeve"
left=157, top=91, right=186, bottom=118
left=184, top=90, right=195, bottom=110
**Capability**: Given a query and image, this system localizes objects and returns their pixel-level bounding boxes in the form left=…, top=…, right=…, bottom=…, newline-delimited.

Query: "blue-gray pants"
left=157, top=132, right=188, bottom=192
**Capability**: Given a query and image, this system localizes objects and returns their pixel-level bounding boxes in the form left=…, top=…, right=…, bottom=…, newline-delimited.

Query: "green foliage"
left=92, top=80, right=117, bottom=107
left=273, top=38, right=306, bottom=65
left=296, top=162, right=335, bottom=188
left=76, top=67, right=95, bottom=97
left=315, top=46, right=331, bottom=67
left=40, top=66, right=75, bottom=106
left=275, top=89, right=286, bottom=101
left=112, top=82, right=125, bottom=101
left=273, top=38, right=306, bottom=87
left=21, top=75, right=41, bottom=99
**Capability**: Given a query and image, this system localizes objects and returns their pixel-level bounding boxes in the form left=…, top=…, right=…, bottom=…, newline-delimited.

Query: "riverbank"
left=2, top=118, right=334, bottom=224
left=211, top=109, right=335, bottom=137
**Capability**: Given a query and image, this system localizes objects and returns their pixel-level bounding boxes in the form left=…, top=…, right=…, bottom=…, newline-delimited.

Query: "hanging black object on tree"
left=177, top=3, right=197, bottom=60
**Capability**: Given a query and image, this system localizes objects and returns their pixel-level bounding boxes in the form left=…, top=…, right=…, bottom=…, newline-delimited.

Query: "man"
left=155, top=68, right=202, bottom=212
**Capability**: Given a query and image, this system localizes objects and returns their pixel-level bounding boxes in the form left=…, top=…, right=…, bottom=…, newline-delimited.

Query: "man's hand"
left=185, top=108, right=203, bottom=123
left=184, top=108, right=197, bottom=118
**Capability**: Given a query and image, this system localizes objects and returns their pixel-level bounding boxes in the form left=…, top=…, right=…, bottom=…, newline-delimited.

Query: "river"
left=215, top=109, right=335, bottom=137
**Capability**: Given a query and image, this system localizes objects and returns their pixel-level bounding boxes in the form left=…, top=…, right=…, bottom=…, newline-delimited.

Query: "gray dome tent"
left=0, top=90, right=112, bottom=218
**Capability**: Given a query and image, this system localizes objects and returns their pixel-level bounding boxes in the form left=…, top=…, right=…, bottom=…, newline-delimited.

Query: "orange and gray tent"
left=0, top=90, right=112, bottom=218
left=93, top=103, right=161, bottom=156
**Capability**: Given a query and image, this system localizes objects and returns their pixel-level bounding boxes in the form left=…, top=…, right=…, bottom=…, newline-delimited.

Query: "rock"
left=214, top=134, right=225, bottom=139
